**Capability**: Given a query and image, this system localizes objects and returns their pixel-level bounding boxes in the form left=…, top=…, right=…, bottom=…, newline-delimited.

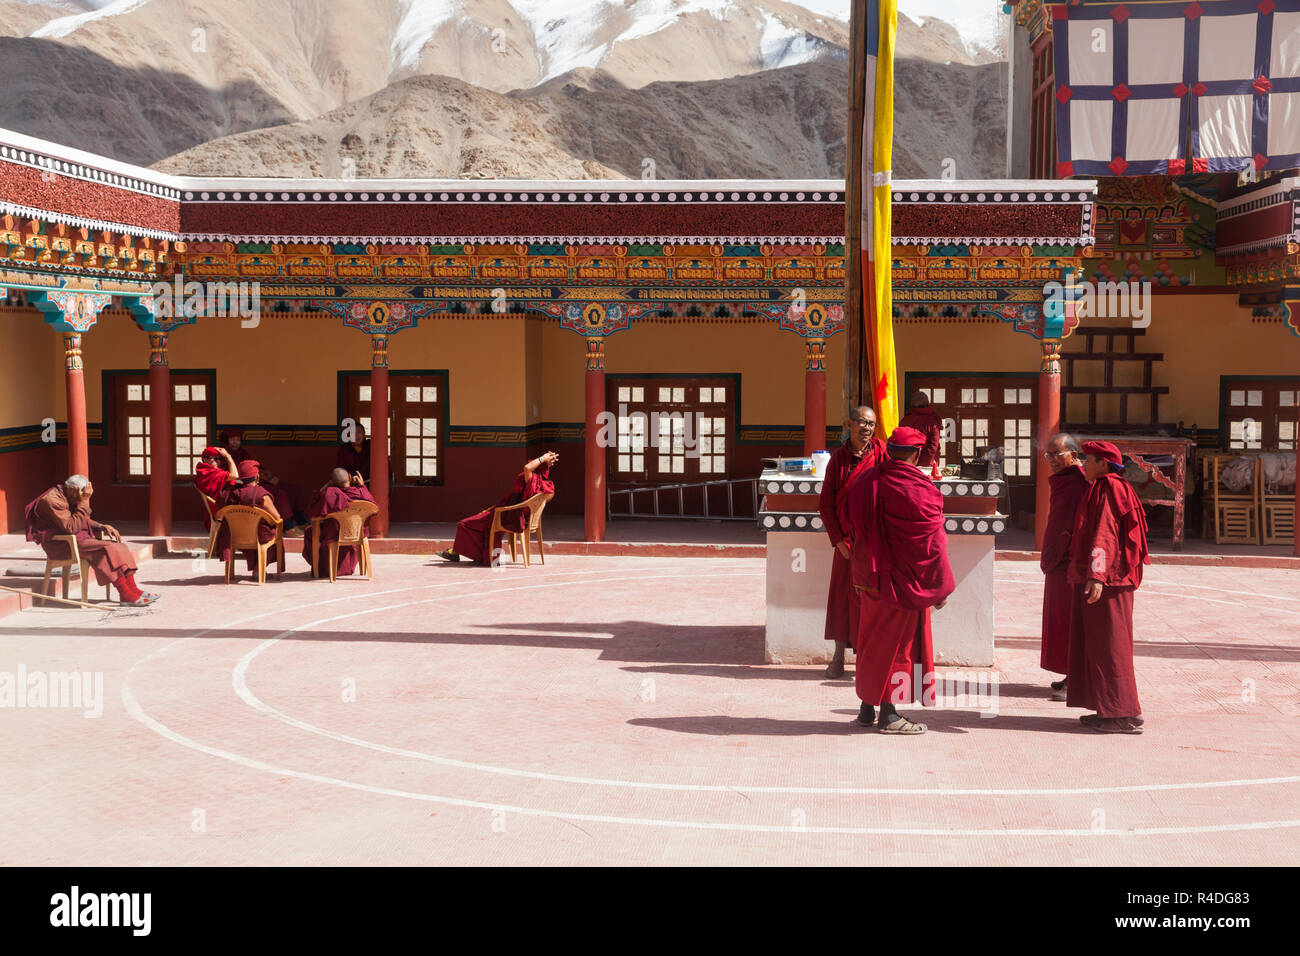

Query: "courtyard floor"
left=0, top=551, right=1297, bottom=866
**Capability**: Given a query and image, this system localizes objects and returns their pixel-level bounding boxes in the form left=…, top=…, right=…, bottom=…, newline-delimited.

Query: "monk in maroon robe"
left=847, top=427, right=954, bottom=734
left=1039, top=433, right=1088, bottom=700
left=194, top=445, right=238, bottom=530
left=896, top=390, right=944, bottom=479
left=336, top=423, right=371, bottom=484
left=818, top=405, right=887, bottom=678
left=1066, top=440, right=1150, bottom=734
left=25, top=476, right=158, bottom=605
left=214, top=460, right=285, bottom=572
left=219, top=427, right=309, bottom=533
left=302, top=468, right=378, bottom=578
left=438, top=452, right=558, bottom=566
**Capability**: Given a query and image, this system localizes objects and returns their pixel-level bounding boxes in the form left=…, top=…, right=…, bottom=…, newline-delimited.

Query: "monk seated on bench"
left=24, top=475, right=159, bottom=606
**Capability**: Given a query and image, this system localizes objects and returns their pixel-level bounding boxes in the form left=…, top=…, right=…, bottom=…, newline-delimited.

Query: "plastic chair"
left=198, top=489, right=222, bottom=559
left=213, top=504, right=283, bottom=584
left=488, top=492, right=553, bottom=567
left=312, top=499, right=379, bottom=582
left=39, top=533, right=109, bottom=604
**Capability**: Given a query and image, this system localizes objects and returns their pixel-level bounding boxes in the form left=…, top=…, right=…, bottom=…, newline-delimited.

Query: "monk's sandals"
left=878, top=714, right=927, bottom=735
left=1081, top=714, right=1144, bottom=734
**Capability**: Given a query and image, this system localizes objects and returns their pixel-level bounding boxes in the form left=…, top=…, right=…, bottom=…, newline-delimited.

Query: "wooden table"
left=1080, top=435, right=1195, bottom=550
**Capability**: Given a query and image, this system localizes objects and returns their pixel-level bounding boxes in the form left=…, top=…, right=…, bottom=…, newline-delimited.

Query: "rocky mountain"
left=2, top=0, right=1008, bottom=179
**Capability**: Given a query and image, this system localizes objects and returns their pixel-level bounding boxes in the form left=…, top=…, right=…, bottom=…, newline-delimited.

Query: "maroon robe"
left=194, top=461, right=237, bottom=530
left=818, top=438, right=886, bottom=646
left=452, top=464, right=555, bottom=566
left=219, top=428, right=307, bottom=522
left=1039, top=465, right=1089, bottom=675
left=1065, top=473, right=1150, bottom=718
left=848, top=459, right=954, bottom=706
left=302, top=484, right=377, bottom=577
left=335, top=441, right=371, bottom=483
left=896, top=407, right=943, bottom=473
left=215, top=482, right=283, bottom=571
left=24, top=486, right=137, bottom=586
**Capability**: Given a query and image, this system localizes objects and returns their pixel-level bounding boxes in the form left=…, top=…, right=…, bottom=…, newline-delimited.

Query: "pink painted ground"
left=0, top=551, right=1297, bottom=866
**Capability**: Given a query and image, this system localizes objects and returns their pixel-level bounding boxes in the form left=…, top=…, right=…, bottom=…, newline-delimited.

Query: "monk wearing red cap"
left=819, top=405, right=887, bottom=679
left=194, top=446, right=238, bottom=530
left=219, top=427, right=309, bottom=535
left=896, top=390, right=944, bottom=480
left=1039, top=433, right=1088, bottom=701
left=214, top=460, right=285, bottom=573
left=847, top=425, right=955, bottom=734
left=1067, top=440, right=1149, bottom=734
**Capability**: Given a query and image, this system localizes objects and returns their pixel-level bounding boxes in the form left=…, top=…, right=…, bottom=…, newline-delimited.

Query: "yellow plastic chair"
left=199, top=489, right=223, bottom=559
left=213, top=504, right=283, bottom=584
left=312, top=499, right=379, bottom=582
left=488, top=492, right=554, bottom=567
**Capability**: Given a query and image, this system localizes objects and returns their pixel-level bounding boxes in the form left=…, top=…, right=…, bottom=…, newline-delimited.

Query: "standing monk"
left=1066, top=441, right=1150, bottom=734
left=897, top=390, right=944, bottom=479
left=1039, top=433, right=1088, bottom=701
left=848, top=427, right=954, bottom=734
left=25, top=475, right=159, bottom=606
left=437, top=452, right=557, bottom=566
left=818, top=405, right=886, bottom=678
left=302, top=467, right=377, bottom=578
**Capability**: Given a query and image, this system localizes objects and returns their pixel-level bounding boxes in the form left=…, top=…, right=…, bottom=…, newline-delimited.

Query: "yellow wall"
left=0, top=309, right=59, bottom=426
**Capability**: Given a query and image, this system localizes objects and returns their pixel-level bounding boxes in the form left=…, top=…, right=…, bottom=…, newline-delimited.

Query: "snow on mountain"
left=30, top=0, right=150, bottom=40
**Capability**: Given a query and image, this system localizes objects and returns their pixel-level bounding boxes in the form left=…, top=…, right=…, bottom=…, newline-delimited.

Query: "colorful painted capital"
left=371, top=333, right=389, bottom=369
left=62, top=333, right=83, bottom=371
left=585, top=337, right=606, bottom=373
left=149, top=332, right=168, bottom=367
left=37, top=290, right=113, bottom=332
left=805, top=338, right=828, bottom=373
left=552, top=301, right=640, bottom=337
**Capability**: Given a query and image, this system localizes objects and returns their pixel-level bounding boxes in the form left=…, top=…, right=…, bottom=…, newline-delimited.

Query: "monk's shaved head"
left=331, top=467, right=350, bottom=487
left=910, top=390, right=931, bottom=409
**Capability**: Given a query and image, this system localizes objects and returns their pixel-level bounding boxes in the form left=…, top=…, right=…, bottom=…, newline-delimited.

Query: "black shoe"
left=1050, top=678, right=1067, bottom=691
left=437, top=549, right=460, bottom=562
left=856, top=703, right=875, bottom=727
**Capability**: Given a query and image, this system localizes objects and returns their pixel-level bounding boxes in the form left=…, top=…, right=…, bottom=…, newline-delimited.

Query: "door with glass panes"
left=606, top=376, right=735, bottom=485
left=1221, top=378, right=1299, bottom=451
left=112, top=372, right=214, bottom=482
left=910, top=376, right=1039, bottom=481
left=340, top=372, right=446, bottom=486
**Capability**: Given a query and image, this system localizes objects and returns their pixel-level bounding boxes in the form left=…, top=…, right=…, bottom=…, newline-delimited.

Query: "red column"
left=369, top=334, right=390, bottom=538
left=147, top=333, right=172, bottom=536
left=1294, top=402, right=1299, bottom=558
left=1035, top=339, right=1062, bottom=551
left=803, top=338, right=827, bottom=456
left=584, top=337, right=606, bottom=543
left=62, top=333, right=90, bottom=478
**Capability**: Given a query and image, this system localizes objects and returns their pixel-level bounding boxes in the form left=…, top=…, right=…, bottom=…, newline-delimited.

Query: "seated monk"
left=214, top=460, right=286, bottom=573
left=302, top=467, right=377, bottom=578
left=194, top=445, right=239, bottom=529
left=25, top=475, right=159, bottom=606
left=219, top=426, right=309, bottom=533
left=437, top=451, right=557, bottom=566
left=335, top=423, right=371, bottom=484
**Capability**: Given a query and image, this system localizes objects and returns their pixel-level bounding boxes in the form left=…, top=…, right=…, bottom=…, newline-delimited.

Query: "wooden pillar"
left=584, top=336, right=606, bottom=543
left=804, top=338, right=828, bottom=456
left=1035, top=338, right=1062, bottom=551
left=369, top=334, right=390, bottom=538
left=62, top=333, right=90, bottom=478
left=147, top=333, right=172, bottom=536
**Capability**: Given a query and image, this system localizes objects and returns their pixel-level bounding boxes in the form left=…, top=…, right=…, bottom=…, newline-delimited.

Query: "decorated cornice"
left=1215, top=177, right=1300, bottom=257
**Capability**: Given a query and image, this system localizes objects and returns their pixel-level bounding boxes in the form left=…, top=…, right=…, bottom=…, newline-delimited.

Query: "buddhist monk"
left=194, top=445, right=238, bottom=530
left=302, top=467, right=377, bottom=578
left=335, top=423, right=371, bottom=483
left=437, top=451, right=558, bottom=566
left=1066, top=440, right=1149, bottom=734
left=25, top=475, right=159, bottom=606
left=214, top=460, right=285, bottom=574
left=818, top=405, right=887, bottom=678
left=847, top=426, right=954, bottom=734
left=896, top=390, right=944, bottom=479
left=1039, top=433, right=1088, bottom=701
left=219, top=426, right=309, bottom=534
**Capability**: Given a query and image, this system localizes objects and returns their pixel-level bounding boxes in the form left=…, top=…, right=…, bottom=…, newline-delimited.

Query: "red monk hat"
left=1081, top=440, right=1126, bottom=473
left=237, top=459, right=260, bottom=479
left=887, top=426, right=927, bottom=450
left=200, top=445, right=223, bottom=460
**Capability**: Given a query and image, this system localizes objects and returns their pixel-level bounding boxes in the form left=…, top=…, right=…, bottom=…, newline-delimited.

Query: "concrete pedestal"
left=762, top=529, right=853, bottom=665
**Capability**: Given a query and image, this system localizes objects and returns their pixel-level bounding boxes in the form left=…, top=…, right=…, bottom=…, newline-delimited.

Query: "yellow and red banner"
left=857, top=0, right=900, bottom=432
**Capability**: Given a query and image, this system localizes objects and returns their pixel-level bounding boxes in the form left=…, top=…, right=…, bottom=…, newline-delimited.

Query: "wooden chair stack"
left=1200, top=454, right=1259, bottom=545
left=1260, top=460, right=1296, bottom=546
left=40, top=533, right=110, bottom=605
left=488, top=492, right=553, bottom=567
left=311, top=499, right=380, bottom=582
left=213, top=504, right=284, bottom=584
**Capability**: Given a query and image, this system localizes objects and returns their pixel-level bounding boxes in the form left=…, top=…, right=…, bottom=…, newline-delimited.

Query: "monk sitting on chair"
left=438, top=451, right=557, bottom=566
left=847, top=426, right=955, bottom=734
left=194, top=445, right=239, bottom=527
left=215, top=460, right=286, bottom=573
left=219, top=426, right=310, bottom=534
left=24, top=475, right=159, bottom=606
left=302, top=467, right=377, bottom=578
